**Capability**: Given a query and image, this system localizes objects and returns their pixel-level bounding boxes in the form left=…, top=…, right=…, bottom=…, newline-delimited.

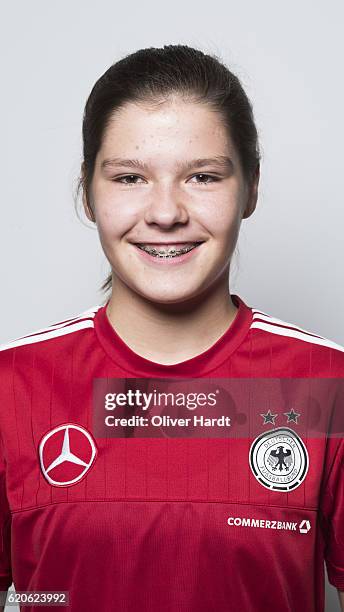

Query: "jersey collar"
left=94, top=294, right=253, bottom=377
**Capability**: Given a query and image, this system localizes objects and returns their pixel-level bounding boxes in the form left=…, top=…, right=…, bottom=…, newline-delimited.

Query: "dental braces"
left=138, top=245, right=196, bottom=257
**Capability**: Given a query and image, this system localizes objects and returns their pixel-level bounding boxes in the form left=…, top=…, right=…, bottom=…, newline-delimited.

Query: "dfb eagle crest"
left=249, top=427, right=309, bottom=492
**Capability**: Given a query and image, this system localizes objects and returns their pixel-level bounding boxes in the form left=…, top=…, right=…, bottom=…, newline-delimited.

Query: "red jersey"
left=0, top=294, right=343, bottom=611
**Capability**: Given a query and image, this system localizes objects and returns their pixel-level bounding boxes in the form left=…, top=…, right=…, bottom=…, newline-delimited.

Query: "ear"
left=242, top=163, right=260, bottom=220
left=82, top=190, right=96, bottom=223
left=81, top=163, right=96, bottom=223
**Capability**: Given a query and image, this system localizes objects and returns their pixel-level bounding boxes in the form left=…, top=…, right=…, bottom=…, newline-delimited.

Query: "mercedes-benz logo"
left=38, top=423, right=97, bottom=487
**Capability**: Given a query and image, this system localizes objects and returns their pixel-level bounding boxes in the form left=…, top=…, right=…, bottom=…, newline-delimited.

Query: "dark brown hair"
left=75, top=44, right=261, bottom=295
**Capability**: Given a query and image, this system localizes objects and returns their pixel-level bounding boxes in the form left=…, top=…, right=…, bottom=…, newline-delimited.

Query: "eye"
left=190, top=173, right=221, bottom=185
left=113, top=175, right=144, bottom=184
left=112, top=173, right=221, bottom=185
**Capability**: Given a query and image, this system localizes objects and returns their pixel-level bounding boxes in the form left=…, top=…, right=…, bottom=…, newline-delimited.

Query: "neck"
left=105, top=271, right=238, bottom=365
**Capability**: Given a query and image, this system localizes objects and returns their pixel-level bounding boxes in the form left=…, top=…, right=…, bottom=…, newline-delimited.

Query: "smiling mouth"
left=134, top=242, right=204, bottom=258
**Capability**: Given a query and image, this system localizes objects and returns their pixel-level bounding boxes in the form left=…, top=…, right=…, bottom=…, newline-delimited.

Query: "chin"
left=135, top=286, right=201, bottom=305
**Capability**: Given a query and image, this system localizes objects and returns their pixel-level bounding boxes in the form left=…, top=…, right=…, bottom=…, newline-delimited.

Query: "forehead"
left=99, top=98, right=236, bottom=157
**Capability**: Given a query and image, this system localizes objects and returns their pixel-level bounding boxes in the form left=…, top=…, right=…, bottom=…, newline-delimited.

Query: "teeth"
left=139, top=243, right=197, bottom=251
left=137, top=243, right=199, bottom=258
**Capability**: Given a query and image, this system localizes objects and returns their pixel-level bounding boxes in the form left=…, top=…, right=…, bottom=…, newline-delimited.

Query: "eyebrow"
left=100, top=155, right=234, bottom=172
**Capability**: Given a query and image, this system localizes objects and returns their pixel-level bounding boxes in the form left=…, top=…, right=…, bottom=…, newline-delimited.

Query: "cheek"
left=205, top=200, right=242, bottom=240
left=96, top=206, right=133, bottom=243
left=92, top=183, right=139, bottom=236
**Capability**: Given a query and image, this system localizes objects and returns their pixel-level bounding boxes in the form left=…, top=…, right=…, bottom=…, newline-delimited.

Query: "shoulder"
left=250, top=305, right=344, bottom=352
left=0, top=303, right=103, bottom=361
left=248, top=303, right=344, bottom=374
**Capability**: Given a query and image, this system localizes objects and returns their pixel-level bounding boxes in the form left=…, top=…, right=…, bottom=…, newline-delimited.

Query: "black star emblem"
left=260, top=409, right=278, bottom=425
left=283, top=408, right=300, bottom=424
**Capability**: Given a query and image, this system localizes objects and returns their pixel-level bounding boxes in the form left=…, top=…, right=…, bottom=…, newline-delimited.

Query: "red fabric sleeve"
left=0, top=432, right=12, bottom=592
left=319, top=437, right=344, bottom=590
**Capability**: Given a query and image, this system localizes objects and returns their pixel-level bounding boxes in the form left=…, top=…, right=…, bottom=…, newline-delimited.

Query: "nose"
left=144, top=183, right=189, bottom=227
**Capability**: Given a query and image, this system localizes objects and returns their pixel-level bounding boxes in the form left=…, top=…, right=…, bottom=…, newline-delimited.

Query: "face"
left=83, top=97, right=259, bottom=304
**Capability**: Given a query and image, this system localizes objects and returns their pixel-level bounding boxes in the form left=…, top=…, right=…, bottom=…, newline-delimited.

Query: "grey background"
left=1, top=1, right=343, bottom=610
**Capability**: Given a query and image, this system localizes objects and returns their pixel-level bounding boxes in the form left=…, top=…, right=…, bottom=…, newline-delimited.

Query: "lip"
left=133, top=241, right=204, bottom=246
left=132, top=242, right=204, bottom=266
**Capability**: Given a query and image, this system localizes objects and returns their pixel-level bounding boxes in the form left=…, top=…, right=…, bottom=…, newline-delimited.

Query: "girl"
left=0, top=44, right=343, bottom=612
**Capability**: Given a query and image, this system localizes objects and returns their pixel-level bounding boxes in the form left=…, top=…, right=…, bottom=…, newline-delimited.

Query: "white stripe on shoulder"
left=251, top=310, right=324, bottom=339
left=45, top=304, right=101, bottom=332
left=0, top=304, right=104, bottom=353
left=250, top=320, right=344, bottom=353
